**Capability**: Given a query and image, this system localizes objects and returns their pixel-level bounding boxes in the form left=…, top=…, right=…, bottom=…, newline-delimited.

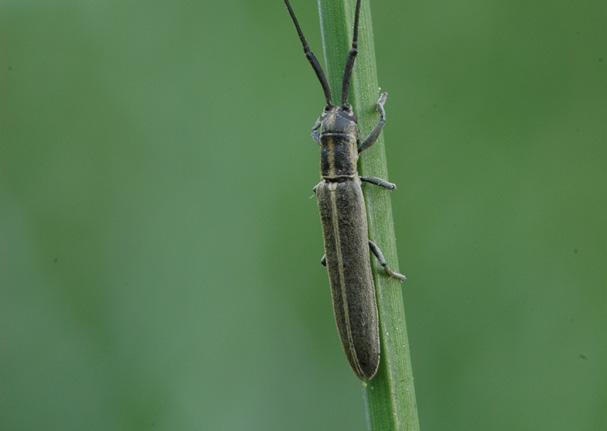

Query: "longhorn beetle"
left=284, top=0, right=406, bottom=381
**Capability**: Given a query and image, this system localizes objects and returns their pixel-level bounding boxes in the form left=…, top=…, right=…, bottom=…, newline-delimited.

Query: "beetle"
left=284, top=0, right=406, bottom=381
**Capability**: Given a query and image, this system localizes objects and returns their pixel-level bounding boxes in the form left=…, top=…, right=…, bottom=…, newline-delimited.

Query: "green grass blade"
left=316, top=1, right=421, bottom=429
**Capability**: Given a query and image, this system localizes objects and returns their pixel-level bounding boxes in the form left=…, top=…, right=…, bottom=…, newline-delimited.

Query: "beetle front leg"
left=311, top=117, right=322, bottom=145
left=358, top=92, right=388, bottom=153
left=369, top=240, right=407, bottom=282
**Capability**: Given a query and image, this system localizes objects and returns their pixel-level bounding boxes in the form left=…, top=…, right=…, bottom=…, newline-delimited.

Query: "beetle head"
left=320, top=104, right=357, bottom=134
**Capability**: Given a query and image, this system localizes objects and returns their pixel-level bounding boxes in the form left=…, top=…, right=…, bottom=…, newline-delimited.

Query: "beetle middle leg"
left=361, top=176, right=396, bottom=190
left=358, top=92, right=388, bottom=153
left=320, top=254, right=327, bottom=266
left=368, top=240, right=407, bottom=282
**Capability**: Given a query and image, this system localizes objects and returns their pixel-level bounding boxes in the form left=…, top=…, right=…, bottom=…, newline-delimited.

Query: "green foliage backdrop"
left=1, top=0, right=605, bottom=430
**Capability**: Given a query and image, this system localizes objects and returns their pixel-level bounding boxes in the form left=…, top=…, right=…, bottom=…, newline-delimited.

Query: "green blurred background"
left=1, top=0, right=605, bottom=430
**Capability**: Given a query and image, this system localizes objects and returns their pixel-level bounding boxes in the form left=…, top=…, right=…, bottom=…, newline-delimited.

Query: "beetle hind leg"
left=368, top=240, right=407, bottom=283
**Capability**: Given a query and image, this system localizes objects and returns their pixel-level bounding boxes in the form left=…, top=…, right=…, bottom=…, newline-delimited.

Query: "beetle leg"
left=311, top=118, right=322, bottom=145
left=361, top=176, right=396, bottom=190
left=368, top=240, right=407, bottom=283
left=358, top=92, right=388, bottom=153
left=320, top=254, right=327, bottom=267
left=312, top=181, right=323, bottom=193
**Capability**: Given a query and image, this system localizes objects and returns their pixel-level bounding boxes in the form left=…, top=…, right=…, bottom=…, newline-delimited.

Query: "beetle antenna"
left=341, top=0, right=362, bottom=106
left=284, top=0, right=333, bottom=106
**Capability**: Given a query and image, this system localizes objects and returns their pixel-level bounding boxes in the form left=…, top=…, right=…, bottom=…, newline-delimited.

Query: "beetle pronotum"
left=284, top=0, right=406, bottom=381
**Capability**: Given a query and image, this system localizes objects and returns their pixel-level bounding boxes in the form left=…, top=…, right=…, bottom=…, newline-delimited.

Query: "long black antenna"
left=284, top=0, right=333, bottom=106
left=341, top=0, right=362, bottom=106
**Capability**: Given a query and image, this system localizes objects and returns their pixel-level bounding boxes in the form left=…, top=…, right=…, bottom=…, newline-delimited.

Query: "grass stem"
left=316, top=1, right=421, bottom=429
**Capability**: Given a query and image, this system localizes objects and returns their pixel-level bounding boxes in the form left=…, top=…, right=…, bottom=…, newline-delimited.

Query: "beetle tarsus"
left=377, top=91, right=388, bottom=118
